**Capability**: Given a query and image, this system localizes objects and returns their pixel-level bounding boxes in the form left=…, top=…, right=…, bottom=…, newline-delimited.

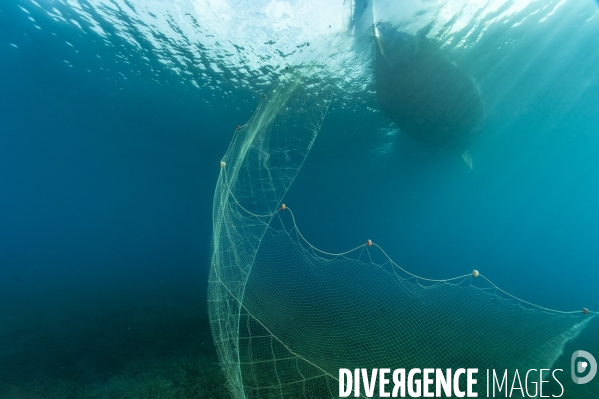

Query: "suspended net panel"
left=213, top=205, right=593, bottom=398
left=209, top=46, right=339, bottom=399
left=208, top=32, right=595, bottom=399
left=236, top=215, right=592, bottom=397
left=222, top=69, right=334, bottom=217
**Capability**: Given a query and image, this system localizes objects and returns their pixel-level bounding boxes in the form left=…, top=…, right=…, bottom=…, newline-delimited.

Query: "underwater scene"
left=1, top=0, right=598, bottom=398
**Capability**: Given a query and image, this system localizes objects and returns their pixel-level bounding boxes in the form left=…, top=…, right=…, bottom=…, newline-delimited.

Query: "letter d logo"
left=571, top=350, right=597, bottom=384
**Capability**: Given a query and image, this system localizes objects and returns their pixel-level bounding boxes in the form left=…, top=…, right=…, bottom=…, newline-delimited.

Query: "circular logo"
left=571, top=350, right=597, bottom=384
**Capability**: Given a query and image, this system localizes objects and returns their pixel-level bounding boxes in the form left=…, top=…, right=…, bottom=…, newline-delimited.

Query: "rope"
left=478, top=275, right=585, bottom=314
left=218, top=160, right=596, bottom=316
left=221, top=166, right=280, bottom=218
left=287, top=208, right=367, bottom=257
left=373, top=243, right=471, bottom=283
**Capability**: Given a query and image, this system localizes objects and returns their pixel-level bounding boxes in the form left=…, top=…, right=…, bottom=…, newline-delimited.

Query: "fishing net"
left=208, top=32, right=593, bottom=399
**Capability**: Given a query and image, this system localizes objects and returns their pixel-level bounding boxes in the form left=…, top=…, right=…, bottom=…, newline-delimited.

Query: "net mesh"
left=208, top=34, right=594, bottom=399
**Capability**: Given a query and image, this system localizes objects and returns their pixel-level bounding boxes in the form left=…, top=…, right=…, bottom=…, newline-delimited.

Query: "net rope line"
left=218, top=156, right=595, bottom=316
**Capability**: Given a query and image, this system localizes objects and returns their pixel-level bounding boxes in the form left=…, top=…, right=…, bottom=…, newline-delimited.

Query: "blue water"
left=1, top=0, right=598, bottom=397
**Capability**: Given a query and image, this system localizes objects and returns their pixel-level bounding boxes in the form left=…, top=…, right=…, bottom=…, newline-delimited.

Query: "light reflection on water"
left=15, top=0, right=599, bottom=106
